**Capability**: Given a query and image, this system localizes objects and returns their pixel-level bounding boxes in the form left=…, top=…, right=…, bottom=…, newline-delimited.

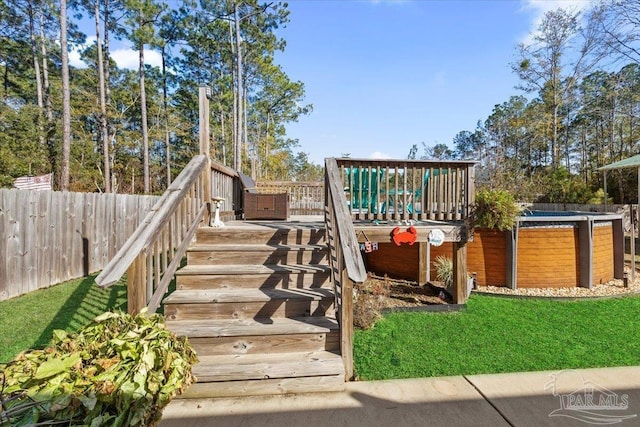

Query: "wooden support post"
left=452, top=241, right=468, bottom=304
left=612, top=217, right=625, bottom=279
left=578, top=219, right=593, bottom=289
left=127, top=255, right=147, bottom=315
left=199, top=86, right=212, bottom=226
left=340, top=269, right=354, bottom=380
left=418, top=242, right=428, bottom=284
left=505, top=227, right=518, bottom=289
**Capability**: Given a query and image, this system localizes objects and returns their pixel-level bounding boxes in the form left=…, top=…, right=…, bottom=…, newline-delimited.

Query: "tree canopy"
left=418, top=2, right=640, bottom=204
left=0, top=0, right=315, bottom=193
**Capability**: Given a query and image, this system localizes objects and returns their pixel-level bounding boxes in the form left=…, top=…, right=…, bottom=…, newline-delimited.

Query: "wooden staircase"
left=163, top=222, right=346, bottom=398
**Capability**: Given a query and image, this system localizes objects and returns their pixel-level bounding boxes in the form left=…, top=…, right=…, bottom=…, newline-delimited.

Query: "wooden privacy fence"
left=0, top=189, right=158, bottom=301
left=257, top=181, right=324, bottom=216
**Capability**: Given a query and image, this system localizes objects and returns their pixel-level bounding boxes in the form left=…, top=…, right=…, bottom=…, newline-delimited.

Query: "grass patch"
left=354, top=294, right=640, bottom=380
left=0, top=274, right=126, bottom=363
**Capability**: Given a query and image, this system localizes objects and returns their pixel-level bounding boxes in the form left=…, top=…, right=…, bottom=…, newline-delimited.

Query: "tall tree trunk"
left=228, top=19, right=237, bottom=169
left=27, top=1, right=45, bottom=146
left=139, top=36, right=150, bottom=193
left=60, top=0, right=71, bottom=190
left=40, top=5, right=52, bottom=125
left=233, top=1, right=243, bottom=172
left=95, top=0, right=110, bottom=192
left=104, top=0, right=114, bottom=191
left=162, top=44, right=170, bottom=186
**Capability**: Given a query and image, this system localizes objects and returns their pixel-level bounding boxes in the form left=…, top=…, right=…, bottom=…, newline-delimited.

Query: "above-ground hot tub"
left=364, top=211, right=625, bottom=289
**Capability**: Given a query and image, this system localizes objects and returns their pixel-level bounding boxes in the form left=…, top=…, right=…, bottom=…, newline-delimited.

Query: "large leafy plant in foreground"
left=0, top=310, right=197, bottom=426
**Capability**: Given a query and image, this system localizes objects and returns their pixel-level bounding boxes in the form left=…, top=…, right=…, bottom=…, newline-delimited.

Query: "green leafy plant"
left=472, top=189, right=522, bottom=231
left=433, top=256, right=453, bottom=288
left=0, top=310, right=197, bottom=427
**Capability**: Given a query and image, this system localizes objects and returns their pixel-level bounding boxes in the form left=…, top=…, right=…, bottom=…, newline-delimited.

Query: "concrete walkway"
left=160, top=366, right=640, bottom=427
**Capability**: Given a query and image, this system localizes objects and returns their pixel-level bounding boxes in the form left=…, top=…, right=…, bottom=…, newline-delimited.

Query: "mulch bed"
left=358, top=274, right=452, bottom=309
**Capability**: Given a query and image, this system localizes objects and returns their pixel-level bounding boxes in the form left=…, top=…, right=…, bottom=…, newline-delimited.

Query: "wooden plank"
left=15, top=189, right=28, bottom=295
left=353, top=224, right=467, bottom=243
left=71, top=192, right=85, bottom=278
left=24, top=190, right=38, bottom=292
left=164, top=300, right=334, bottom=321
left=166, top=316, right=339, bottom=337
left=188, top=333, right=339, bottom=356
left=181, top=374, right=344, bottom=399
left=176, top=272, right=331, bottom=290
left=164, top=287, right=335, bottom=304
left=418, top=242, right=428, bottom=284
left=193, top=351, right=344, bottom=382
left=127, top=256, right=147, bottom=315
left=5, top=190, right=21, bottom=298
left=452, top=241, right=468, bottom=304
left=340, top=271, right=354, bottom=380
left=0, top=190, right=6, bottom=300
left=176, top=263, right=331, bottom=276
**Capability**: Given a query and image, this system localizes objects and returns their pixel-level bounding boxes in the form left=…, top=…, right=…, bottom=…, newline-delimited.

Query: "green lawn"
left=0, top=274, right=126, bottom=363
left=354, top=294, right=640, bottom=380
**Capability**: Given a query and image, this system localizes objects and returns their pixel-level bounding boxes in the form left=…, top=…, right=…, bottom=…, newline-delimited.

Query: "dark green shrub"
left=473, top=189, right=521, bottom=231
left=0, top=310, right=197, bottom=427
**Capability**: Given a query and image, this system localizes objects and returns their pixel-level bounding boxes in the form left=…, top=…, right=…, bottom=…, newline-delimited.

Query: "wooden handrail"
left=324, top=157, right=367, bottom=380
left=95, top=155, right=209, bottom=314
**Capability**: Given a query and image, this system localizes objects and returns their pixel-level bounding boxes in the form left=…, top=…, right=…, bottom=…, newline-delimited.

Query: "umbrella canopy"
left=598, top=153, right=640, bottom=171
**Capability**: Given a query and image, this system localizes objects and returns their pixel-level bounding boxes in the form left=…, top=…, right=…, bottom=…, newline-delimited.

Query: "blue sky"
left=272, top=0, right=594, bottom=164
left=70, top=0, right=594, bottom=165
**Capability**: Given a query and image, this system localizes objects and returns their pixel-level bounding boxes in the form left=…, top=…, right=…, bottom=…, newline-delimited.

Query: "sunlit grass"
left=0, top=274, right=126, bottom=363
left=354, top=294, right=640, bottom=380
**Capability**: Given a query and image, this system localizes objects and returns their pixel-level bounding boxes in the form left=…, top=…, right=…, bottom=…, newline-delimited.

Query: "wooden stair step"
left=166, top=317, right=340, bottom=356
left=164, top=287, right=335, bottom=304
left=196, top=226, right=326, bottom=245
left=192, top=351, right=345, bottom=382
left=166, top=316, right=339, bottom=338
left=176, top=263, right=331, bottom=276
left=180, top=374, right=345, bottom=398
left=187, top=244, right=328, bottom=265
left=163, top=288, right=335, bottom=320
left=188, top=243, right=328, bottom=252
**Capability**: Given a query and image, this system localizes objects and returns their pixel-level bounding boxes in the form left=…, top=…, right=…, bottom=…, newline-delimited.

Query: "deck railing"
left=257, top=181, right=324, bottom=216
left=335, top=158, right=476, bottom=222
left=324, top=158, right=367, bottom=380
left=95, top=156, right=239, bottom=314
left=211, top=161, right=240, bottom=221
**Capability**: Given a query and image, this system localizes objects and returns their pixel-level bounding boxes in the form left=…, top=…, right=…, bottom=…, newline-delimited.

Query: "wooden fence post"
left=127, top=255, right=147, bottom=315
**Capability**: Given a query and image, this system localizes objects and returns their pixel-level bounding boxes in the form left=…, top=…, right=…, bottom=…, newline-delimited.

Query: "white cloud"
left=69, top=48, right=86, bottom=69
left=65, top=36, right=165, bottom=72
left=369, top=151, right=392, bottom=159
left=110, top=47, right=163, bottom=70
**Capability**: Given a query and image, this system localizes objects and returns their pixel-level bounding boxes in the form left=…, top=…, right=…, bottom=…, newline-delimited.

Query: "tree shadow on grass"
left=30, top=274, right=127, bottom=351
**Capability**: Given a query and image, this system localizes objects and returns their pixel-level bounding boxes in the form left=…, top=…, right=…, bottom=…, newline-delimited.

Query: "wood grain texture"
left=0, top=189, right=158, bottom=301
left=181, top=374, right=345, bottom=398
